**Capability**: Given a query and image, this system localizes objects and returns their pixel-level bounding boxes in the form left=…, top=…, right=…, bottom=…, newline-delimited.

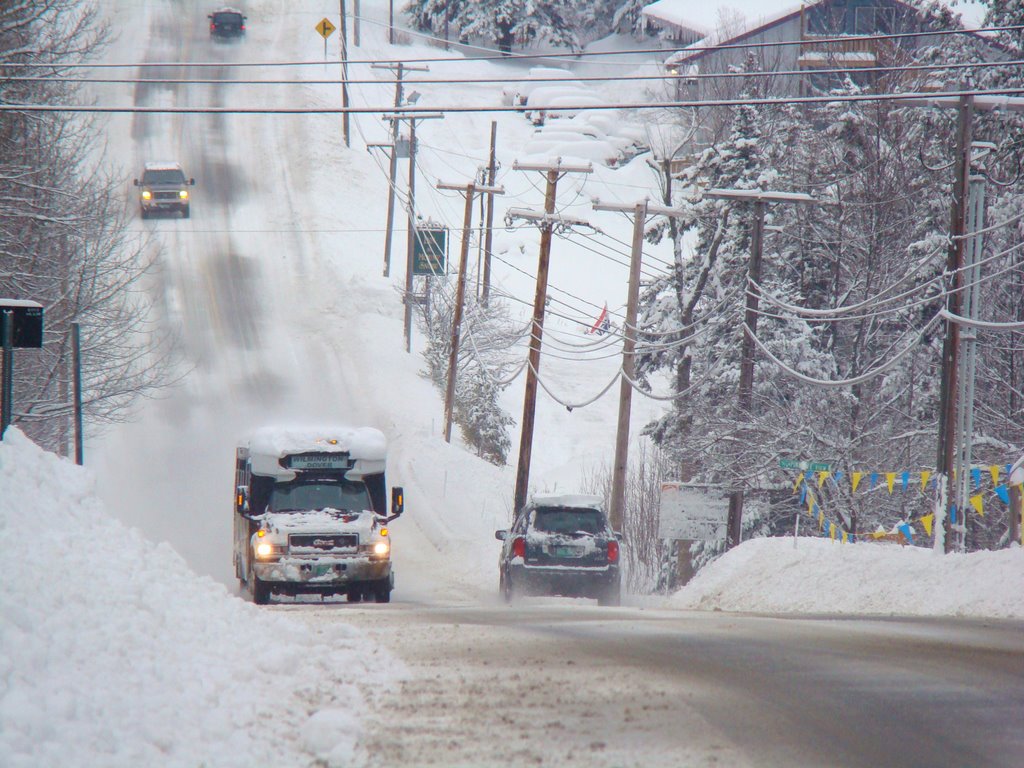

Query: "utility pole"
left=593, top=198, right=681, bottom=532
left=705, top=188, right=817, bottom=548
left=353, top=0, right=360, bottom=46
left=339, top=0, right=350, bottom=147
left=507, top=160, right=593, bottom=514
left=899, top=92, right=1024, bottom=552
left=72, top=321, right=84, bottom=465
left=437, top=180, right=505, bottom=443
left=482, top=121, right=499, bottom=305
left=371, top=63, right=429, bottom=277
left=1, top=310, right=12, bottom=439
left=935, top=94, right=973, bottom=553
left=388, top=0, right=394, bottom=44
left=378, top=111, right=444, bottom=352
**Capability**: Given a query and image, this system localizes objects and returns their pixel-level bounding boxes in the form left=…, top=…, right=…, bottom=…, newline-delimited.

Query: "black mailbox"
left=0, top=300, right=44, bottom=348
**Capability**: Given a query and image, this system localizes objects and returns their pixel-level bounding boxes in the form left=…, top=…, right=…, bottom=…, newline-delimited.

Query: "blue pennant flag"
left=898, top=523, right=913, bottom=542
left=950, top=505, right=958, bottom=525
left=1007, top=464, right=1013, bottom=479
left=834, top=470, right=844, bottom=487
left=800, top=485, right=807, bottom=505
left=901, top=471, right=909, bottom=491
left=996, top=485, right=1011, bottom=505
left=870, top=472, right=879, bottom=489
left=971, top=468, right=982, bottom=489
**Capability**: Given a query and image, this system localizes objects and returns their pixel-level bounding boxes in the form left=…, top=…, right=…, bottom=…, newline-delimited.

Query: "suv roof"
left=144, top=161, right=184, bottom=172
left=526, top=493, right=605, bottom=511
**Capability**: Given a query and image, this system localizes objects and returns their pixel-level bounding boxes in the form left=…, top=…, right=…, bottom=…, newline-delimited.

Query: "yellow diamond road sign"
left=315, top=17, right=336, bottom=39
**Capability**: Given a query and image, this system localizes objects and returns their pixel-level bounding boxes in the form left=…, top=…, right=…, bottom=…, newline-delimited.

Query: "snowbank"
left=670, top=536, right=1024, bottom=618
left=0, top=429, right=396, bottom=768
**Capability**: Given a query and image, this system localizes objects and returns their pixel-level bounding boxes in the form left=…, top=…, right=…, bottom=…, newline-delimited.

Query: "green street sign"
left=779, top=459, right=832, bottom=472
left=413, top=227, right=447, bottom=276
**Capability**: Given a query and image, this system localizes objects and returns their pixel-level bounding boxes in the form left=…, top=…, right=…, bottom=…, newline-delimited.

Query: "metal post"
left=72, top=321, right=84, bottom=465
left=353, top=0, right=360, bottom=46
left=388, top=0, right=394, bottom=44
left=1, top=310, right=12, bottom=439
left=954, top=171, right=985, bottom=552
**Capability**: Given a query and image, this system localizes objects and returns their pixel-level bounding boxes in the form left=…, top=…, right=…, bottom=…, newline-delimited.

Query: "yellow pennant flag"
left=970, top=494, right=984, bottom=517
left=793, top=472, right=805, bottom=493
left=871, top=529, right=884, bottom=539
left=818, top=471, right=829, bottom=488
left=830, top=525, right=837, bottom=540
left=842, top=532, right=848, bottom=544
left=851, top=471, right=863, bottom=492
left=818, top=510, right=824, bottom=529
left=920, top=470, right=931, bottom=491
left=886, top=472, right=896, bottom=494
left=921, top=513, right=934, bottom=536
left=990, top=465, right=1000, bottom=486
left=806, top=497, right=814, bottom=516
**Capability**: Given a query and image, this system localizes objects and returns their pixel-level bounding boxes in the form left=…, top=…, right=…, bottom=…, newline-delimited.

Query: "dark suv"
left=208, top=7, right=246, bottom=38
left=496, top=494, right=621, bottom=606
left=134, top=162, right=194, bottom=219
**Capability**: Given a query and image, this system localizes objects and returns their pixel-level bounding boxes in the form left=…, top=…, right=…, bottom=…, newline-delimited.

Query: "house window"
left=854, top=7, right=895, bottom=34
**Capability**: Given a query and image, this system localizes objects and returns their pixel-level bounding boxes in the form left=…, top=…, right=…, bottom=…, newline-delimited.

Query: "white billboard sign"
left=658, top=483, right=729, bottom=541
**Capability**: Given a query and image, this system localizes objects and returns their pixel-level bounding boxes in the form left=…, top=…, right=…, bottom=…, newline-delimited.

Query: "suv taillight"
left=607, top=540, right=619, bottom=564
left=512, top=537, right=525, bottom=559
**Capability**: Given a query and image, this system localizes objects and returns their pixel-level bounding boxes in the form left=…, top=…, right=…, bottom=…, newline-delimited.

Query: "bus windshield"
left=269, top=480, right=371, bottom=513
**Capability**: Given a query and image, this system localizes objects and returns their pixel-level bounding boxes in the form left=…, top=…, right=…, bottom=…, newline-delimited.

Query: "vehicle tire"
left=373, top=579, right=392, bottom=603
left=348, top=588, right=363, bottom=603
left=251, top=576, right=270, bottom=605
left=181, top=205, right=190, bottom=219
left=502, top=570, right=516, bottom=604
left=597, top=581, right=621, bottom=607
left=140, top=208, right=149, bottom=219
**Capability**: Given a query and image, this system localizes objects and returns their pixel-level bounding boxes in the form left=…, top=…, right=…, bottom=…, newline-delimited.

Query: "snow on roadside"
left=0, top=429, right=398, bottom=768
left=668, top=536, right=1024, bottom=619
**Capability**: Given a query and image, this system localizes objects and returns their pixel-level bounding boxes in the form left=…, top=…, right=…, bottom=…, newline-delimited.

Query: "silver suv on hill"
left=134, top=162, right=195, bottom=219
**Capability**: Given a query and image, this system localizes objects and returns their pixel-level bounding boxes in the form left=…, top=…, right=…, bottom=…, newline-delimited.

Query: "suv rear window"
left=212, top=12, right=243, bottom=24
left=142, top=169, right=185, bottom=184
left=532, top=507, right=604, bottom=535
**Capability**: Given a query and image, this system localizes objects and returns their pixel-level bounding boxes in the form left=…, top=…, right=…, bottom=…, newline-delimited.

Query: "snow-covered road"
left=287, top=601, right=1024, bottom=767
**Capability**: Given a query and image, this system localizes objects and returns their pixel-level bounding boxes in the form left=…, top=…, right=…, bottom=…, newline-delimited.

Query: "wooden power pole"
left=481, top=121, right=499, bottom=305
left=704, top=188, right=817, bottom=548
left=508, top=160, right=593, bottom=515
left=437, top=179, right=505, bottom=443
left=339, top=0, right=350, bottom=147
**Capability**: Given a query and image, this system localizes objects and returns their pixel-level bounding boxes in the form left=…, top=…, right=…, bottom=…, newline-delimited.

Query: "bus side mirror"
left=189, top=178, right=196, bottom=185
left=391, top=487, right=404, bottom=518
left=133, top=179, right=139, bottom=186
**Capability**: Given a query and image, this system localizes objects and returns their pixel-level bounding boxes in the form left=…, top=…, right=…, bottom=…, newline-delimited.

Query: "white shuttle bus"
left=233, top=426, right=404, bottom=604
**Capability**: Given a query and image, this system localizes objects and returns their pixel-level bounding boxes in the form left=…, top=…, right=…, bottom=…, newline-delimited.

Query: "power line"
left=10, top=86, right=1024, bottom=114
left=13, top=57, right=1024, bottom=87
left=9, top=24, right=1019, bottom=69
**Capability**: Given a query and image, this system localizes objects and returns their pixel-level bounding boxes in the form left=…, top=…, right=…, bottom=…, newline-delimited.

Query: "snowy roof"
left=243, top=425, right=387, bottom=462
left=0, top=298, right=43, bottom=308
left=642, top=0, right=803, bottom=40
left=144, top=161, right=184, bottom=171
left=527, top=493, right=606, bottom=511
left=658, top=1, right=992, bottom=67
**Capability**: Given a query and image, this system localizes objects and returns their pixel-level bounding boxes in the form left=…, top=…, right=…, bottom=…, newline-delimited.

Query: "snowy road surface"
left=286, top=601, right=1024, bottom=767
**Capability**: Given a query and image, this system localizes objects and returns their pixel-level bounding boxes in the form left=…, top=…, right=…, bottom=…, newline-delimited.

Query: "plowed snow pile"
left=0, top=429, right=396, bottom=768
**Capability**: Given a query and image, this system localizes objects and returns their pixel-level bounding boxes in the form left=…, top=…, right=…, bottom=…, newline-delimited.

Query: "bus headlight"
left=373, top=541, right=390, bottom=556
left=255, top=541, right=274, bottom=558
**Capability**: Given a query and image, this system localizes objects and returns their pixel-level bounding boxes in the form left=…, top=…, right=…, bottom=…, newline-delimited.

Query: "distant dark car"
left=208, top=7, right=246, bottom=38
left=133, top=162, right=194, bottom=219
left=496, top=494, right=621, bottom=606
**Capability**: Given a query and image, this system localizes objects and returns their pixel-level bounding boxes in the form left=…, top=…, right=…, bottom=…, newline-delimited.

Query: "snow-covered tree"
left=406, top=0, right=579, bottom=52
left=0, top=0, right=172, bottom=454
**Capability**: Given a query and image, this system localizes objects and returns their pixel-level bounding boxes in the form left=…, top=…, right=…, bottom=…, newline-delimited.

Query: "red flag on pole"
left=588, top=303, right=608, bottom=334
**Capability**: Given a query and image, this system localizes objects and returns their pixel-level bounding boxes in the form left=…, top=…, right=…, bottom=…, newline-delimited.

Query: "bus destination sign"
left=287, top=453, right=352, bottom=470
